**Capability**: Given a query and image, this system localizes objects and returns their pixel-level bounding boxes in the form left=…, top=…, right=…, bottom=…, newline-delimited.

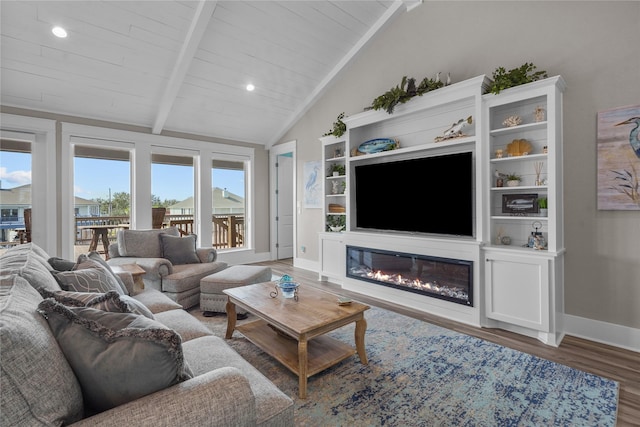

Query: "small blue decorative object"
left=357, top=138, right=398, bottom=154
left=278, top=281, right=299, bottom=299
left=279, top=275, right=293, bottom=283
left=270, top=275, right=299, bottom=300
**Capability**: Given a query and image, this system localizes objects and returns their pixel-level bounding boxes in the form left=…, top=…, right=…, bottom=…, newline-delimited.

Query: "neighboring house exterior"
left=0, top=184, right=99, bottom=241
left=168, top=187, right=244, bottom=216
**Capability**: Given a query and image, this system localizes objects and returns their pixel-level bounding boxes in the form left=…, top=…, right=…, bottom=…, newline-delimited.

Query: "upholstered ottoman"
left=200, top=265, right=272, bottom=319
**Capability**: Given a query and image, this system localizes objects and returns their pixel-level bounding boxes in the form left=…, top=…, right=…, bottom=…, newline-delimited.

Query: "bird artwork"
left=305, top=164, right=318, bottom=190
left=435, top=116, right=473, bottom=142
left=615, top=116, right=640, bottom=158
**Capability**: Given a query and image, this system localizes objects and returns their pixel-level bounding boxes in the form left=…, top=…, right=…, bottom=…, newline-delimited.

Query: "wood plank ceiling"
left=1, top=1, right=418, bottom=146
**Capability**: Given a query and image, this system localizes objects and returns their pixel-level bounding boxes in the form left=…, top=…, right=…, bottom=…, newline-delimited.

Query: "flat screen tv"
left=354, top=151, right=474, bottom=237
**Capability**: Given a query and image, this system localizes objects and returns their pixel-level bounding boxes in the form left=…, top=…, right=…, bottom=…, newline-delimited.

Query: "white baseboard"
left=292, top=257, right=318, bottom=273
left=292, top=261, right=640, bottom=353
left=564, top=314, right=640, bottom=353
left=217, top=250, right=271, bottom=266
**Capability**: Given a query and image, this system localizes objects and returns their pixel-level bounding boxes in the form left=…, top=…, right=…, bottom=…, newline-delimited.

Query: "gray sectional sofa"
left=0, top=243, right=293, bottom=426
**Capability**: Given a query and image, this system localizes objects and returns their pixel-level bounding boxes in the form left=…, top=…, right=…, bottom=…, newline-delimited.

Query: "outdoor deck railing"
left=74, top=214, right=244, bottom=249
left=1, top=214, right=245, bottom=250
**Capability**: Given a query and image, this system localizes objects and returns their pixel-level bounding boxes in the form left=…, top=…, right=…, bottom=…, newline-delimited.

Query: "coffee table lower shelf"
left=236, top=319, right=356, bottom=378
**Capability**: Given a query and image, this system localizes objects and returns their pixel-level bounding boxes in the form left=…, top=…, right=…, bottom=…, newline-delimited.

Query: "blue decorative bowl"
left=277, top=281, right=299, bottom=299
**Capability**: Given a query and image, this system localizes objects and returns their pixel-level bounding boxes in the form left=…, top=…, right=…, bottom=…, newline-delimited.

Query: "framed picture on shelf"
left=502, top=193, right=539, bottom=214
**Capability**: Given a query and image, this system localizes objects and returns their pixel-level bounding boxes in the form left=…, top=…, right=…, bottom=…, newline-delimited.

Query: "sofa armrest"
left=71, top=367, right=255, bottom=427
left=196, top=247, right=218, bottom=263
left=107, top=257, right=173, bottom=279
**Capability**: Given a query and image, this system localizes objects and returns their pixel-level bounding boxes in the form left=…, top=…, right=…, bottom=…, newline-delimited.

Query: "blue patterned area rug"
left=192, top=306, right=619, bottom=426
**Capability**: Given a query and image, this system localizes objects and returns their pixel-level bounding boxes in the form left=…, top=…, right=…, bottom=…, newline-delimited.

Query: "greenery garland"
left=488, top=63, right=548, bottom=95
left=370, top=75, right=444, bottom=114
left=322, top=62, right=548, bottom=137
left=322, top=112, right=346, bottom=137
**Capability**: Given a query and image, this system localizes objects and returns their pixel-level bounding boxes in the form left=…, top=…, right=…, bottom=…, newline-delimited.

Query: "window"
left=61, top=123, right=255, bottom=259
left=212, top=158, right=247, bottom=249
left=0, top=138, right=32, bottom=247
left=73, top=143, right=131, bottom=259
left=152, top=150, right=195, bottom=233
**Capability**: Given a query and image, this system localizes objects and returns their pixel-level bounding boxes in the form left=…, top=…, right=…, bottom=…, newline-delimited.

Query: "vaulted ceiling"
left=1, top=1, right=419, bottom=146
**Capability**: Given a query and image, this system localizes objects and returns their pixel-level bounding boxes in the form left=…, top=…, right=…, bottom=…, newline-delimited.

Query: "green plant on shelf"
left=326, top=214, right=346, bottom=231
left=505, top=173, right=522, bottom=181
left=537, top=197, right=548, bottom=209
left=328, top=163, right=345, bottom=176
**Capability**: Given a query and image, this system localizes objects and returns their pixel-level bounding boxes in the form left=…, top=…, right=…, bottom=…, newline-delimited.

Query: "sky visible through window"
left=0, top=152, right=245, bottom=202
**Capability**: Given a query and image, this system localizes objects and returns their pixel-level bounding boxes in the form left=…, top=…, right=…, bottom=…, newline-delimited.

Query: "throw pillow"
left=55, top=268, right=122, bottom=295
left=160, top=234, right=200, bottom=265
left=53, top=255, right=126, bottom=295
left=86, top=251, right=129, bottom=295
left=39, top=289, right=154, bottom=319
left=48, top=256, right=76, bottom=271
left=37, top=299, right=193, bottom=413
left=76, top=254, right=128, bottom=295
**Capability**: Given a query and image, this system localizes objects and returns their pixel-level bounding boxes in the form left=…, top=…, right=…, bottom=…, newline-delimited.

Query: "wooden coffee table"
left=224, top=281, right=369, bottom=398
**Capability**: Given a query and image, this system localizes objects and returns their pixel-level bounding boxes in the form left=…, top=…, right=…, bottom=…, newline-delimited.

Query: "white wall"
left=279, top=1, right=640, bottom=331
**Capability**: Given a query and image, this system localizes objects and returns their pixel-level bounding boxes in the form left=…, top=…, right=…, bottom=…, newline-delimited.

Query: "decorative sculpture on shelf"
left=506, top=138, right=531, bottom=156
left=502, top=115, right=522, bottom=127
left=434, top=116, right=472, bottom=142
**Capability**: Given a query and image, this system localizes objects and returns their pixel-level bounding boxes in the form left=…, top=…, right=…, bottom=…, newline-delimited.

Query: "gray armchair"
left=107, top=227, right=227, bottom=309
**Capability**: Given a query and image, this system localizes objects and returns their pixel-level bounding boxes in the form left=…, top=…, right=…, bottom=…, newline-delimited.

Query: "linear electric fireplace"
left=346, top=246, right=473, bottom=306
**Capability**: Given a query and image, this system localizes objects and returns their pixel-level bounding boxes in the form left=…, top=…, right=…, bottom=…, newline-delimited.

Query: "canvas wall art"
left=597, top=104, right=640, bottom=210
left=303, top=160, right=321, bottom=209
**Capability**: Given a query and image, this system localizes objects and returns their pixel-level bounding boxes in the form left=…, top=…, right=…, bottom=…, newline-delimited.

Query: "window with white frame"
left=61, top=123, right=255, bottom=259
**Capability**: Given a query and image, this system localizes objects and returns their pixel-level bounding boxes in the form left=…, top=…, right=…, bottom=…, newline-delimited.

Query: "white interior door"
left=276, top=153, right=294, bottom=259
left=270, top=141, right=295, bottom=260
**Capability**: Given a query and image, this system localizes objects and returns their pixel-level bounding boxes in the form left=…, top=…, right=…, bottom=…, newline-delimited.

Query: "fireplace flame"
left=360, top=267, right=467, bottom=302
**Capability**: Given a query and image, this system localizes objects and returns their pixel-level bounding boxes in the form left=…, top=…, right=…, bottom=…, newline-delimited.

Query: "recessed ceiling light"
left=52, top=26, right=68, bottom=38
left=246, top=84, right=255, bottom=92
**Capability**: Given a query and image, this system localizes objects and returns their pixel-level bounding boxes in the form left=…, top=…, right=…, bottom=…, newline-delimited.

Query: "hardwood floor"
left=252, top=259, right=640, bottom=426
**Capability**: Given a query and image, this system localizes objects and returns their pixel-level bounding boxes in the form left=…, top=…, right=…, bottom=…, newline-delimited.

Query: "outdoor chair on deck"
left=19, top=208, right=32, bottom=244
left=151, top=207, right=167, bottom=229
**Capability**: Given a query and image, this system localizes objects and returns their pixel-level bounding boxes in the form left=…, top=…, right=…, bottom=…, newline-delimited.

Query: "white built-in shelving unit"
left=482, top=76, right=566, bottom=346
left=317, top=75, right=566, bottom=345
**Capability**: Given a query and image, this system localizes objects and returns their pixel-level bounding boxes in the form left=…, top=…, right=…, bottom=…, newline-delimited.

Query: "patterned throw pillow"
left=86, top=251, right=129, bottom=295
left=54, top=254, right=126, bottom=295
left=55, top=268, right=122, bottom=295
left=160, top=234, right=200, bottom=265
left=76, top=254, right=128, bottom=295
left=39, top=289, right=154, bottom=319
left=37, top=299, right=193, bottom=413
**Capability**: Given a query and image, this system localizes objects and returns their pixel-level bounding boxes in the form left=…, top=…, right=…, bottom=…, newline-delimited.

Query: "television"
left=354, top=151, right=474, bottom=237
